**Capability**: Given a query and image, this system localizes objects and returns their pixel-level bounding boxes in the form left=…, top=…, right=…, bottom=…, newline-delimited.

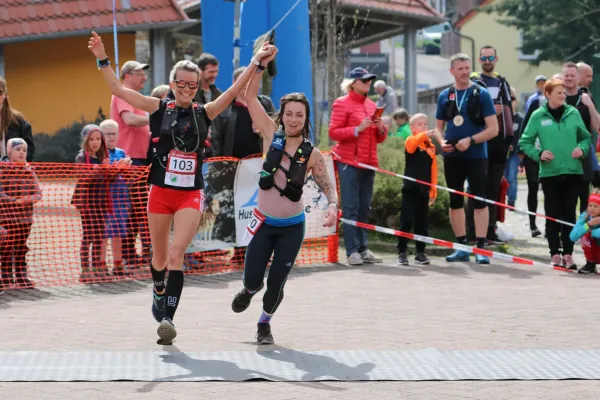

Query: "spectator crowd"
left=2, top=43, right=600, bottom=294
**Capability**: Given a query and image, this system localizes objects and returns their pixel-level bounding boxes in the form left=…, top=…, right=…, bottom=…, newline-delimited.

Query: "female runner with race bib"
left=230, top=47, right=338, bottom=345
left=88, top=31, right=277, bottom=344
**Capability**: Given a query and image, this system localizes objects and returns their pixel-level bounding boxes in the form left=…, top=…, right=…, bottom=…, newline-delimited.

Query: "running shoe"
left=398, top=253, right=409, bottom=266
left=157, top=317, right=177, bottom=345
left=256, top=322, right=274, bottom=345
left=414, top=253, right=430, bottom=265
left=446, top=250, right=470, bottom=262
left=232, top=282, right=264, bottom=313
left=562, top=254, right=577, bottom=270
left=152, top=291, right=166, bottom=323
left=578, top=262, right=597, bottom=274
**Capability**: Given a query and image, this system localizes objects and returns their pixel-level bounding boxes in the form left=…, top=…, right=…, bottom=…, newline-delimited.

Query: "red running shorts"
left=147, top=185, right=204, bottom=214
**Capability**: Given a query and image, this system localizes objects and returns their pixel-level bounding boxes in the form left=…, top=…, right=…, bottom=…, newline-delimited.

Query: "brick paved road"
left=2, top=253, right=600, bottom=399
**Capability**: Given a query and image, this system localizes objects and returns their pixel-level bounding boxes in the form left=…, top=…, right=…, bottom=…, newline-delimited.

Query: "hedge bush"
left=34, top=110, right=105, bottom=163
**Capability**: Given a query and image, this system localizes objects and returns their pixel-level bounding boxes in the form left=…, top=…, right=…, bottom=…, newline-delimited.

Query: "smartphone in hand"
left=372, top=107, right=385, bottom=121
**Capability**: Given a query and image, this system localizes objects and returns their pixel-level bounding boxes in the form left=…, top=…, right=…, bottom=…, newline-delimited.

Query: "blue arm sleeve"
left=570, top=212, right=591, bottom=242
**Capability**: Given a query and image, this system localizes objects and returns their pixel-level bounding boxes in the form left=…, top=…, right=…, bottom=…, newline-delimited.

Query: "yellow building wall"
left=459, top=10, right=562, bottom=104
left=4, top=34, right=137, bottom=135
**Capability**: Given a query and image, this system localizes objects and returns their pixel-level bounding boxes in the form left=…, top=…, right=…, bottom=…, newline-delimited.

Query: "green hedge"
left=34, top=110, right=105, bottom=163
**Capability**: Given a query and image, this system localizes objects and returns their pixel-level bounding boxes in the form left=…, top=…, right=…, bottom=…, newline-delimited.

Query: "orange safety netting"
left=0, top=157, right=338, bottom=290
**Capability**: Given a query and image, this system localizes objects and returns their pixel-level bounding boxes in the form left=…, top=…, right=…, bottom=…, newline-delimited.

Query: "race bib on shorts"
left=240, top=208, right=266, bottom=246
left=165, top=149, right=197, bottom=188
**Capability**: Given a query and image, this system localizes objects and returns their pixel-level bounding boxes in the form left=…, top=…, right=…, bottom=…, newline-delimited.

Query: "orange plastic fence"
left=0, top=158, right=338, bottom=290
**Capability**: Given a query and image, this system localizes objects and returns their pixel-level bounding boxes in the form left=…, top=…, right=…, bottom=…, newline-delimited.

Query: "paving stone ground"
left=3, top=180, right=600, bottom=399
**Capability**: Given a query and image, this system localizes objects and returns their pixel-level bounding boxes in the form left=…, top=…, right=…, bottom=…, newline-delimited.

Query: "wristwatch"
left=251, top=58, right=266, bottom=71
left=469, top=136, right=476, bottom=146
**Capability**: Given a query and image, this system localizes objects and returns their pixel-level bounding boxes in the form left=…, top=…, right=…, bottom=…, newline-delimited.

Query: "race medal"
left=453, top=115, right=464, bottom=126
left=240, top=208, right=266, bottom=246
left=164, top=149, right=197, bottom=188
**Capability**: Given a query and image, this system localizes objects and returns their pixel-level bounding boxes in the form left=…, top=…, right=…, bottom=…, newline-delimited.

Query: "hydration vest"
left=258, top=132, right=314, bottom=202
left=443, top=84, right=486, bottom=126
left=157, top=100, right=208, bottom=156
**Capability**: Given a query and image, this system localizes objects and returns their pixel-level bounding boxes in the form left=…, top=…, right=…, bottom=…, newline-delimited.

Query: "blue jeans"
left=504, top=151, right=520, bottom=204
left=337, top=161, right=375, bottom=256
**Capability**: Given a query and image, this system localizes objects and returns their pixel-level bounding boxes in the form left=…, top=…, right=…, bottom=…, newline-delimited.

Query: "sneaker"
left=446, top=250, right=470, bottom=262
left=475, top=254, right=490, bottom=264
left=157, top=317, right=177, bottom=345
left=256, top=322, right=274, bottom=345
left=531, top=228, right=542, bottom=238
left=495, top=226, right=515, bottom=242
left=550, top=254, right=562, bottom=267
left=347, top=252, right=364, bottom=265
left=398, top=253, right=409, bottom=266
left=578, top=262, right=597, bottom=274
left=232, top=282, right=264, bottom=313
left=486, top=233, right=506, bottom=245
left=562, top=254, right=577, bottom=270
left=360, top=250, right=382, bottom=263
left=414, top=253, right=430, bottom=265
left=152, top=291, right=166, bottom=323
left=508, top=200, right=515, bottom=208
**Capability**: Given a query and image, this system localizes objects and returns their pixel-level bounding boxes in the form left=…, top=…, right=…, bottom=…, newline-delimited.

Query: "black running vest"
left=259, top=133, right=314, bottom=202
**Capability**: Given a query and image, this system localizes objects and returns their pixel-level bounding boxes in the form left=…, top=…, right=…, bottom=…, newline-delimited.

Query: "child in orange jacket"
left=397, top=114, right=443, bottom=265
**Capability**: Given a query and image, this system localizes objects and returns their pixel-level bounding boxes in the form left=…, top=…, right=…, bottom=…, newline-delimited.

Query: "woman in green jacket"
left=519, top=77, right=592, bottom=269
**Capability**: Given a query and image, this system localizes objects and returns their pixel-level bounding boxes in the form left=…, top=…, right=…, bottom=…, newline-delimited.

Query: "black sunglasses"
left=360, top=78, right=373, bottom=84
left=174, top=80, right=199, bottom=89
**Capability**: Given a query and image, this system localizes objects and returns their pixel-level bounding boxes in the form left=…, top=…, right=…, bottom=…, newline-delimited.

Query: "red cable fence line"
left=0, top=156, right=339, bottom=290
left=331, top=152, right=576, bottom=228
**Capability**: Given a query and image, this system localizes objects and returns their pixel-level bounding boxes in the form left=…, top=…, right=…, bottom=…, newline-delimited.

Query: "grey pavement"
left=3, top=244, right=600, bottom=398
left=2, top=177, right=599, bottom=399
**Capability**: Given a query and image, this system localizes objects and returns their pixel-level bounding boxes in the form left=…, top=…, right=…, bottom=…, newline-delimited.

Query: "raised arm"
left=88, top=31, right=160, bottom=114
left=245, top=55, right=278, bottom=144
left=204, top=44, right=277, bottom=121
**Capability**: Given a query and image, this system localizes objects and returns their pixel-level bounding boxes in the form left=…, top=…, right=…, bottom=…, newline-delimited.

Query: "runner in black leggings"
left=230, top=47, right=338, bottom=345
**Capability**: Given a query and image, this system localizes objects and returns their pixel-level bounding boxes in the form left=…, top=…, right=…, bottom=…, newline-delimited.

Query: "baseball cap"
left=120, top=61, right=150, bottom=79
left=535, top=74, right=547, bottom=83
left=348, top=67, right=377, bottom=81
left=80, top=124, right=103, bottom=137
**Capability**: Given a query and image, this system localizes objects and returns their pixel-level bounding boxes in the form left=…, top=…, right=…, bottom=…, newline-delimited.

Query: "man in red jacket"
left=329, top=67, right=388, bottom=265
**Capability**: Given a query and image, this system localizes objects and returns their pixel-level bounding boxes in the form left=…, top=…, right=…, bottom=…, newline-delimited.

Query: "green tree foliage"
left=485, top=0, right=600, bottom=64
left=34, top=108, right=106, bottom=162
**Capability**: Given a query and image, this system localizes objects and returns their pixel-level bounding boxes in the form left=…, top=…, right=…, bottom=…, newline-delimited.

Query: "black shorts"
left=444, top=157, right=488, bottom=209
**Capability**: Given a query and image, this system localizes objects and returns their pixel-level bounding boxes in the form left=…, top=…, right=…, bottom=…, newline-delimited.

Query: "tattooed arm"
left=308, top=149, right=338, bottom=228
left=308, top=149, right=337, bottom=205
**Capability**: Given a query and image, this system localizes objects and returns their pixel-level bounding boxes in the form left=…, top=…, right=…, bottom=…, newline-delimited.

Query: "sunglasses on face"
left=480, top=55, right=496, bottom=62
left=360, top=79, right=373, bottom=84
left=174, top=80, right=199, bottom=89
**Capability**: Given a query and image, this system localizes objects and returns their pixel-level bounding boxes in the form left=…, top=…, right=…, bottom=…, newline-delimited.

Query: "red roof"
left=339, top=0, right=444, bottom=20
left=0, top=0, right=189, bottom=43
left=454, top=0, right=494, bottom=29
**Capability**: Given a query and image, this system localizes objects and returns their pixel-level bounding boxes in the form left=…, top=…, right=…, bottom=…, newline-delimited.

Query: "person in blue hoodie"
left=569, top=192, right=600, bottom=274
left=99, top=119, right=132, bottom=277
